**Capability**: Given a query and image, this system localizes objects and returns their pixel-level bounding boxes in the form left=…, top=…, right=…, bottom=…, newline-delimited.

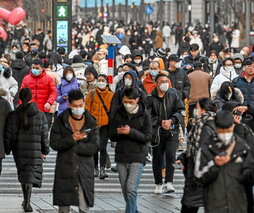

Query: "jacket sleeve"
left=47, top=77, right=57, bottom=105
left=4, top=112, right=13, bottom=155
left=128, top=111, right=153, bottom=144
left=56, top=84, right=64, bottom=104
left=9, top=77, right=18, bottom=97
left=41, top=113, right=50, bottom=155
left=50, top=118, right=76, bottom=151
left=144, top=96, right=159, bottom=128
left=241, top=147, right=254, bottom=185
left=210, top=76, right=220, bottom=100
left=183, top=73, right=191, bottom=99
left=110, top=90, right=121, bottom=116
left=77, top=126, right=99, bottom=156
left=85, top=90, right=92, bottom=112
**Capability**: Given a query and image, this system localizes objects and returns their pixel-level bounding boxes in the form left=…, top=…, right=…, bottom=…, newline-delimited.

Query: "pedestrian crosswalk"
left=0, top=146, right=185, bottom=195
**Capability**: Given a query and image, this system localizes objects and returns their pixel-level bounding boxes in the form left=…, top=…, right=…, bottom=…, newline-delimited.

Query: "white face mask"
left=227, top=93, right=232, bottom=100
left=218, top=132, right=233, bottom=146
left=209, top=58, right=217, bottom=63
left=175, top=61, right=182, bottom=69
left=234, top=63, right=242, bottom=69
left=240, top=50, right=245, bottom=55
left=123, top=103, right=138, bottom=114
left=125, top=78, right=133, bottom=87
left=159, top=83, right=169, bottom=92
left=66, top=73, right=73, bottom=81
left=213, top=38, right=219, bottom=42
left=134, top=59, right=142, bottom=64
left=193, top=108, right=199, bottom=117
left=224, top=66, right=234, bottom=72
left=118, top=72, right=124, bottom=80
left=97, top=81, right=107, bottom=89
left=72, top=107, right=85, bottom=116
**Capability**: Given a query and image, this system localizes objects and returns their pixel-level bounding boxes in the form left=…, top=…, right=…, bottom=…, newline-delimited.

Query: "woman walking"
left=5, top=88, right=49, bottom=212
left=85, top=74, right=114, bottom=179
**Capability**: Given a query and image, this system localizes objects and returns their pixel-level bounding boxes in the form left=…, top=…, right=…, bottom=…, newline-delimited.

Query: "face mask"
left=134, top=59, right=141, bottom=64
left=97, top=81, right=107, bottom=89
left=175, top=61, right=182, bottom=69
left=150, top=70, right=158, bottom=77
left=227, top=93, right=232, bottom=100
left=240, top=50, right=244, bottom=55
left=218, top=132, right=233, bottom=146
left=31, top=68, right=41, bottom=76
left=66, top=73, right=73, bottom=81
left=159, top=83, right=169, bottom=92
left=209, top=58, right=217, bottom=63
left=224, top=66, right=234, bottom=72
left=118, top=72, right=124, bottom=80
left=125, top=78, right=132, bottom=87
left=234, top=63, right=242, bottom=69
left=12, top=50, right=18, bottom=53
left=72, top=107, right=85, bottom=116
left=123, top=103, right=137, bottom=114
left=193, top=108, right=199, bottom=117
left=213, top=38, right=219, bottom=42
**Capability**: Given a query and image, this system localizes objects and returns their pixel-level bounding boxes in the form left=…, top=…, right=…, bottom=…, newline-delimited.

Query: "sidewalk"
left=0, top=193, right=190, bottom=213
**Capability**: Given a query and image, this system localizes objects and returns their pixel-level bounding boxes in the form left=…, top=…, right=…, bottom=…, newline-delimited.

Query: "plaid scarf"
left=187, top=111, right=216, bottom=158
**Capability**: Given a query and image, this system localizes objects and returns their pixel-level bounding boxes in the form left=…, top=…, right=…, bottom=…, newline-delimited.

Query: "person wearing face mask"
left=233, top=53, right=244, bottom=75
left=129, top=31, right=142, bottom=51
left=145, top=74, right=185, bottom=194
left=56, top=67, right=79, bottom=115
left=111, top=70, right=147, bottom=115
left=109, top=87, right=152, bottom=213
left=194, top=110, right=253, bottom=213
left=208, top=34, right=224, bottom=56
left=210, top=58, right=238, bottom=100
left=80, top=66, right=98, bottom=99
left=20, top=59, right=57, bottom=125
left=111, top=65, right=124, bottom=93
left=213, top=81, right=243, bottom=111
left=168, top=54, right=191, bottom=100
left=176, top=98, right=216, bottom=213
left=131, top=49, right=143, bottom=72
left=50, top=89, right=99, bottom=213
left=71, top=55, right=88, bottom=85
left=85, top=74, right=114, bottom=180
left=207, top=50, right=223, bottom=78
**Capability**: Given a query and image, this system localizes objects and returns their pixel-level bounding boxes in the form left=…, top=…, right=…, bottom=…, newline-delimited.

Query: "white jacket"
left=210, top=67, right=238, bottom=100
left=0, top=72, right=18, bottom=109
left=162, top=25, right=171, bottom=37
left=231, top=29, right=240, bottom=48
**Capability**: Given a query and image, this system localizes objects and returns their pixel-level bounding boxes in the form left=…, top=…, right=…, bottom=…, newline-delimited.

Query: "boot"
left=94, top=167, right=99, bottom=177
left=23, top=184, right=33, bottom=212
left=21, top=184, right=26, bottom=207
left=99, top=167, right=108, bottom=179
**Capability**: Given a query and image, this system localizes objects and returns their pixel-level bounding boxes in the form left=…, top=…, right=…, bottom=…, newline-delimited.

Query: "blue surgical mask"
left=0, top=64, right=3, bottom=72
left=150, top=70, right=158, bottom=77
left=31, top=68, right=41, bottom=76
left=72, top=107, right=85, bottom=116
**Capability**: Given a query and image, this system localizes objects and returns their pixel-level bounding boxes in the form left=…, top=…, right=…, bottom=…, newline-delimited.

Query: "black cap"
left=168, top=54, right=181, bottom=62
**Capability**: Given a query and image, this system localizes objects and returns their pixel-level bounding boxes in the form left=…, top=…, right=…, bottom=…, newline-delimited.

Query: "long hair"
left=18, top=88, right=32, bottom=129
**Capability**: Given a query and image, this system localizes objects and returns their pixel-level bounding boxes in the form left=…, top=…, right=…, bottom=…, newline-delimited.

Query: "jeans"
left=117, top=162, right=144, bottom=213
left=152, top=134, right=178, bottom=184
left=59, top=182, right=89, bottom=213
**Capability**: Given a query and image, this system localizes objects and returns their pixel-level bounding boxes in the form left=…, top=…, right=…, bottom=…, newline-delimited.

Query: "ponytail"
left=18, top=88, right=32, bottom=129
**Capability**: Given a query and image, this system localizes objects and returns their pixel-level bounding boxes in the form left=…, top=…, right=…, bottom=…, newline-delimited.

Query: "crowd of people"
left=1, top=19, right=254, bottom=213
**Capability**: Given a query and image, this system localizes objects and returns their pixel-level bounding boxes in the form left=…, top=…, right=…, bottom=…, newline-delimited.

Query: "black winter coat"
left=0, top=96, right=11, bottom=159
left=109, top=102, right=152, bottom=164
left=168, top=68, right=191, bottom=100
left=145, top=88, right=185, bottom=138
left=4, top=103, right=49, bottom=187
left=195, top=134, right=251, bottom=213
left=50, top=109, right=99, bottom=207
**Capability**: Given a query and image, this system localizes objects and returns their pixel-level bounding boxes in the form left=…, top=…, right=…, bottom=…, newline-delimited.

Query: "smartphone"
left=233, top=110, right=242, bottom=116
left=81, top=128, right=91, bottom=134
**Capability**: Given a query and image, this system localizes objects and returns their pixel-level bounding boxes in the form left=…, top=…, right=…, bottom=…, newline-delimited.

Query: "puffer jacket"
left=168, top=68, right=191, bottom=100
left=109, top=102, right=152, bottom=164
left=4, top=103, right=49, bottom=187
left=233, top=72, right=254, bottom=105
left=50, top=109, right=99, bottom=207
left=20, top=70, right=57, bottom=112
left=194, top=133, right=251, bottom=213
left=210, top=67, right=238, bottom=100
left=56, top=77, right=79, bottom=115
left=85, top=87, right=113, bottom=127
left=145, top=88, right=185, bottom=138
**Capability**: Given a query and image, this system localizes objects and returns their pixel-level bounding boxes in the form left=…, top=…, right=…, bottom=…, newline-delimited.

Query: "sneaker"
left=154, top=184, right=163, bottom=194
left=146, top=153, right=152, bottom=162
left=165, top=182, right=175, bottom=193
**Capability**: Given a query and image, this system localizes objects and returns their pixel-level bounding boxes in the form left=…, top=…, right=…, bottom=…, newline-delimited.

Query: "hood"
left=119, top=45, right=131, bottom=56
left=219, top=66, right=238, bottom=80
left=233, top=53, right=244, bottom=62
left=131, top=49, right=143, bottom=61
left=11, top=59, right=26, bottom=70
left=17, top=102, right=39, bottom=117
left=123, top=70, right=139, bottom=87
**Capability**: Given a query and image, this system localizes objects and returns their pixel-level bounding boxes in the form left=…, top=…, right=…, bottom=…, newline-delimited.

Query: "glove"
left=3, top=68, right=11, bottom=79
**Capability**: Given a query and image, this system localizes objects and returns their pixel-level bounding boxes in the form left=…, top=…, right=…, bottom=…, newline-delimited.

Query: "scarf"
left=186, top=111, right=216, bottom=158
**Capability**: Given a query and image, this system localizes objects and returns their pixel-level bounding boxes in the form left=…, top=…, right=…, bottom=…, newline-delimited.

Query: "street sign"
left=56, top=5, right=68, bottom=18
left=145, top=5, right=154, bottom=15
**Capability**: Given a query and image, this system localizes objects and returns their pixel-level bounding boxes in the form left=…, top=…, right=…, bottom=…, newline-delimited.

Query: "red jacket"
left=20, top=70, right=57, bottom=112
